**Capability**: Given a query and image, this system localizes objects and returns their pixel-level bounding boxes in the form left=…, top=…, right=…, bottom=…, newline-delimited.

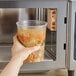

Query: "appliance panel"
left=67, top=1, right=76, bottom=70
left=74, top=12, right=76, bottom=60
left=0, top=0, right=67, bottom=72
left=0, top=8, right=19, bottom=43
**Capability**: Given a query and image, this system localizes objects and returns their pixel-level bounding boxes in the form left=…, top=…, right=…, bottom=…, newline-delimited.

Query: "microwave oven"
left=0, top=0, right=68, bottom=73
left=0, top=0, right=75, bottom=76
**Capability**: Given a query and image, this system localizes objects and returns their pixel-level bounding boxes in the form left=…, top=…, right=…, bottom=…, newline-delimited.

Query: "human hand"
left=0, top=35, right=40, bottom=76
left=11, top=35, right=40, bottom=63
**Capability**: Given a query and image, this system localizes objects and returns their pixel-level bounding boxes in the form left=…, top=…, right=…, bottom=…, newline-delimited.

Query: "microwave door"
left=0, top=0, right=67, bottom=73
left=67, top=1, right=76, bottom=70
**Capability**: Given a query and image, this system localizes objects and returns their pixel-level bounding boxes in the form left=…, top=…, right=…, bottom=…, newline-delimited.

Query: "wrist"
left=10, top=57, right=23, bottom=67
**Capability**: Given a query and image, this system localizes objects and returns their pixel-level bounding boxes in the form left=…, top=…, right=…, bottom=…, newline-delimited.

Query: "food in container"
left=16, top=20, right=47, bottom=62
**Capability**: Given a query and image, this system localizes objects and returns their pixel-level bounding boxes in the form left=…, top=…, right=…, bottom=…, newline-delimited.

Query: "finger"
left=23, top=46, right=40, bottom=60
left=25, top=45, right=40, bottom=54
left=20, top=45, right=40, bottom=57
left=31, top=46, right=40, bottom=52
left=12, top=46, right=40, bottom=61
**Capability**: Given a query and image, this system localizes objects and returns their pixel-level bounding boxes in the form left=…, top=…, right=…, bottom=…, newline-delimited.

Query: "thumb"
left=20, top=45, right=40, bottom=61
left=26, top=45, right=40, bottom=54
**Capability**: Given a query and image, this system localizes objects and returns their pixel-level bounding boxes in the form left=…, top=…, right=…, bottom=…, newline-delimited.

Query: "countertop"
left=19, top=69, right=76, bottom=76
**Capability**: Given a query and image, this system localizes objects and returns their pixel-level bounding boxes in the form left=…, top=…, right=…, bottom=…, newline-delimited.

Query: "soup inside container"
left=16, top=20, right=47, bottom=62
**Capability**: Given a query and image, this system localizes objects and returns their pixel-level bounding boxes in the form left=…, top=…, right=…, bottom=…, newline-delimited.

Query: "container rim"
left=16, top=20, right=47, bottom=28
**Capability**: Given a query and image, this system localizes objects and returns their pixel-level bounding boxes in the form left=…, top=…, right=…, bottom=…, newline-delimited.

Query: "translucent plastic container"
left=16, top=20, right=47, bottom=62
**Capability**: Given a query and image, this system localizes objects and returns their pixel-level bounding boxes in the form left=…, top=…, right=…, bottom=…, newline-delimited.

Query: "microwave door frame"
left=67, top=1, right=76, bottom=70
left=0, top=0, right=67, bottom=72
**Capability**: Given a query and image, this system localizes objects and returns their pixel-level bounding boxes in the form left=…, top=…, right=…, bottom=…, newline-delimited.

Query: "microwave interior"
left=0, top=8, right=57, bottom=61
left=0, top=8, right=57, bottom=60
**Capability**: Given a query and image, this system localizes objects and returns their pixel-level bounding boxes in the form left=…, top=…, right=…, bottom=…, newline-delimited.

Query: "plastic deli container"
left=16, top=20, right=47, bottom=62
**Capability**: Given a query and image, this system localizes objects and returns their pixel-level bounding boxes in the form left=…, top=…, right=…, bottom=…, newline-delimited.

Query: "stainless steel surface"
left=0, top=69, right=76, bottom=76
left=0, top=0, right=68, bottom=8
left=0, top=45, right=11, bottom=62
left=0, top=0, right=67, bottom=73
left=19, top=69, right=68, bottom=76
left=67, top=1, right=76, bottom=70
left=0, top=8, right=45, bottom=43
left=0, top=69, right=69, bottom=76
left=0, top=69, right=71, bottom=76
left=19, top=8, right=46, bottom=21
left=36, top=8, right=46, bottom=21
left=20, top=70, right=76, bottom=76
left=0, top=8, right=19, bottom=43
